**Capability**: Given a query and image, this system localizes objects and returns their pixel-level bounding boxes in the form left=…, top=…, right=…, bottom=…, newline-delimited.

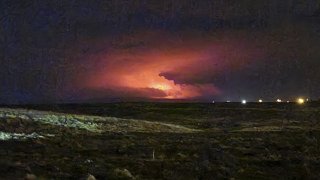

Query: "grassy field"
left=0, top=102, right=320, bottom=179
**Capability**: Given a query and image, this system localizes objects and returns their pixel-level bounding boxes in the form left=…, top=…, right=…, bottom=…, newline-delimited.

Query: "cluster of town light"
left=219, top=98, right=308, bottom=105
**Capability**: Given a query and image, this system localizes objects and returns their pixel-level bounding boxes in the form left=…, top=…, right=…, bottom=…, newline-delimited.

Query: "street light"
left=297, top=98, right=305, bottom=105
left=242, top=100, right=247, bottom=104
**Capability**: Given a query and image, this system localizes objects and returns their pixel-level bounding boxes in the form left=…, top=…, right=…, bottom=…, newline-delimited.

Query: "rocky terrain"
left=0, top=108, right=197, bottom=139
left=0, top=103, right=320, bottom=179
left=0, top=107, right=198, bottom=179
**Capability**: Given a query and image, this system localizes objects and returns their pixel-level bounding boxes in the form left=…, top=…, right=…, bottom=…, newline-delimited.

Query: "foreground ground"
left=0, top=102, right=320, bottom=179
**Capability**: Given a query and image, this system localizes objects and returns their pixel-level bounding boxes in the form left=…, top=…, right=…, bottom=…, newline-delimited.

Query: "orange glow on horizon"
left=74, top=31, right=260, bottom=100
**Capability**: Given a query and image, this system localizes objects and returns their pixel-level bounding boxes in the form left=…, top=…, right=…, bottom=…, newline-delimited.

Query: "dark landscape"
left=1, top=102, right=320, bottom=179
left=2, top=0, right=320, bottom=179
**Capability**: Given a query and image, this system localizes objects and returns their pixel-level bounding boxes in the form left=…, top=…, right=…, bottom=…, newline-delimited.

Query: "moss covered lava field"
left=0, top=102, right=320, bottom=179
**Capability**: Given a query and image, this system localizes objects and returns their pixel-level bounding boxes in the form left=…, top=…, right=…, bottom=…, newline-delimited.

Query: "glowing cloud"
left=68, top=31, right=263, bottom=100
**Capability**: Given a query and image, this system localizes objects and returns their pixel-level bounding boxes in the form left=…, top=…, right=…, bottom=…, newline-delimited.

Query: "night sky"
left=1, top=0, right=320, bottom=104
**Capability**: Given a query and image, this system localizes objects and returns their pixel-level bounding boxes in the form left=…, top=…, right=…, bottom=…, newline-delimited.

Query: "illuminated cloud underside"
left=71, top=31, right=263, bottom=100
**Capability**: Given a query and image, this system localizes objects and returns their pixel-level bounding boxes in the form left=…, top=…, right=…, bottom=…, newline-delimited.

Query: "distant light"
left=297, top=98, right=305, bottom=105
left=212, top=100, right=215, bottom=104
left=306, top=98, right=309, bottom=102
left=226, top=100, right=231, bottom=103
left=151, top=84, right=170, bottom=91
left=258, top=99, right=263, bottom=103
left=287, top=101, right=290, bottom=103
left=242, top=100, right=247, bottom=104
left=276, top=99, right=282, bottom=103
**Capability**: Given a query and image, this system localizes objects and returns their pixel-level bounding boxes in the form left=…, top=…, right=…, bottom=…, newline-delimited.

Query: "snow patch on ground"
left=0, top=131, right=46, bottom=141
